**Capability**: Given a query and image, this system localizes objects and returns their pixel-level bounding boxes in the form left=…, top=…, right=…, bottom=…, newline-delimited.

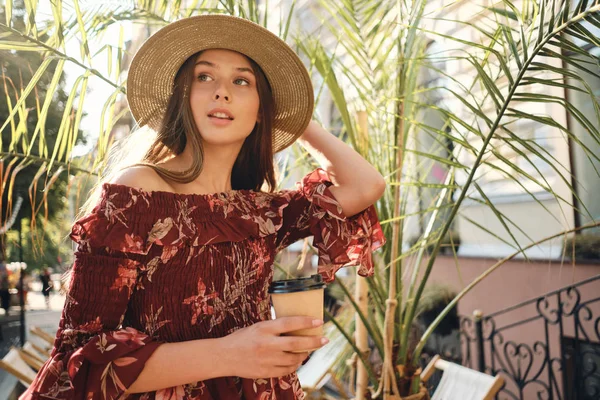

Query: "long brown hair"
left=77, top=50, right=278, bottom=220
left=62, top=51, right=278, bottom=292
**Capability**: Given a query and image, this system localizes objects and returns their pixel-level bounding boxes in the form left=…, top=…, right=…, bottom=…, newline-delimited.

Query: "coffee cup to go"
left=268, top=274, right=326, bottom=352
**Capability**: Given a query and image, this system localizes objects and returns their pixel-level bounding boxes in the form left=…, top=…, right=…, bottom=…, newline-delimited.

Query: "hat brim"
left=126, top=14, right=314, bottom=153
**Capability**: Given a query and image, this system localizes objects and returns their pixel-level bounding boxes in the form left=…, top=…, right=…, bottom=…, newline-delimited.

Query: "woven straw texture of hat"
left=126, top=14, right=314, bottom=154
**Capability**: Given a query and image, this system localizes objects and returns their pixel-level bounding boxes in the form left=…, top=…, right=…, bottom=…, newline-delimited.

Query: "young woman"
left=20, top=15, right=386, bottom=400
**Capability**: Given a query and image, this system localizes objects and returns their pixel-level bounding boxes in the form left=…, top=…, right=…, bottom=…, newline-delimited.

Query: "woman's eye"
left=197, top=74, right=249, bottom=86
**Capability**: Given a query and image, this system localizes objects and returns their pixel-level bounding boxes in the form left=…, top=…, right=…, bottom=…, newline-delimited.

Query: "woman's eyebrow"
left=195, top=60, right=255, bottom=76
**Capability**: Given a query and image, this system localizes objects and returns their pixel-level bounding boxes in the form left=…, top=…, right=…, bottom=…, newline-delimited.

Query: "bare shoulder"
left=109, top=165, right=172, bottom=193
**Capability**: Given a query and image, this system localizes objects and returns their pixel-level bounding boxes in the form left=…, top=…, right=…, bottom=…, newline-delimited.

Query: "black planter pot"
left=419, top=303, right=460, bottom=336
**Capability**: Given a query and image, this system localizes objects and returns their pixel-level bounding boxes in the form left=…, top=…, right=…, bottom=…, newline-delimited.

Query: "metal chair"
left=421, top=355, right=504, bottom=400
left=0, top=346, right=37, bottom=387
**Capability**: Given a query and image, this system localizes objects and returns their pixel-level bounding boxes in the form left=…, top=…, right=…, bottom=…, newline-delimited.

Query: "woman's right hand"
left=219, top=316, right=328, bottom=378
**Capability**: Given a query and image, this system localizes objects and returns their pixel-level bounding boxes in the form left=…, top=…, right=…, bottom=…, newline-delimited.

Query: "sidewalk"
left=22, top=290, right=65, bottom=312
left=0, top=292, right=64, bottom=400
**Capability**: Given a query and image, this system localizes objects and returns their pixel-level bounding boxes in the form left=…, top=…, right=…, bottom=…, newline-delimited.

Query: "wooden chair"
left=297, top=334, right=349, bottom=399
left=28, top=340, right=52, bottom=357
left=421, top=355, right=504, bottom=400
left=20, top=342, right=48, bottom=371
left=17, top=348, right=44, bottom=371
left=29, top=325, right=55, bottom=347
left=22, top=341, right=48, bottom=364
left=0, top=347, right=37, bottom=387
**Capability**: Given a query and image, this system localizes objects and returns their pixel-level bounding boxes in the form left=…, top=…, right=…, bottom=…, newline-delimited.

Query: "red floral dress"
left=20, top=168, right=386, bottom=400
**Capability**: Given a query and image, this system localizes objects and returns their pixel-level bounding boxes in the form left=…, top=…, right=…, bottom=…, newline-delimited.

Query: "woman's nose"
left=213, top=85, right=231, bottom=102
left=213, top=93, right=230, bottom=102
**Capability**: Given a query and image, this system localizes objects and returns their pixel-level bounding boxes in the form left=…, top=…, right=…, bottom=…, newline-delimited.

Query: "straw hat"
left=126, top=14, right=314, bottom=153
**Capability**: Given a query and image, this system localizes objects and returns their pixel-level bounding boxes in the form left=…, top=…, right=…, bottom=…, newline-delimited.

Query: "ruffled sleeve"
left=274, top=168, right=386, bottom=283
left=20, top=193, right=163, bottom=400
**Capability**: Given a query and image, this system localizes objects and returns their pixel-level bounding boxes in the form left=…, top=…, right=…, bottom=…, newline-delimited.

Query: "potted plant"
left=563, top=233, right=600, bottom=262
left=288, top=0, right=600, bottom=398
left=415, top=284, right=459, bottom=337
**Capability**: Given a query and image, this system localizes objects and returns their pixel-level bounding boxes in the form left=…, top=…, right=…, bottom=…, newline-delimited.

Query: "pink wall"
left=421, top=256, right=600, bottom=398
left=424, top=255, right=600, bottom=317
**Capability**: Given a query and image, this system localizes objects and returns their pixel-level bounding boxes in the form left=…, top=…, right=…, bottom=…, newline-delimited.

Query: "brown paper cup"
left=269, top=274, right=326, bottom=353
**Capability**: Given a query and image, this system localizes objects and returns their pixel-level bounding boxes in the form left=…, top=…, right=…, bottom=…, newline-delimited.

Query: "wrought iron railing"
left=422, top=274, right=600, bottom=399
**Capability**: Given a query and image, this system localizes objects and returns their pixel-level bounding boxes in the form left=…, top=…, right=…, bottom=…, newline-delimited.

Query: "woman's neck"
left=170, top=142, right=239, bottom=193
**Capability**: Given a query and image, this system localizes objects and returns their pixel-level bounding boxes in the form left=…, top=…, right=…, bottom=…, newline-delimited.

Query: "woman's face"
left=189, top=49, right=260, bottom=147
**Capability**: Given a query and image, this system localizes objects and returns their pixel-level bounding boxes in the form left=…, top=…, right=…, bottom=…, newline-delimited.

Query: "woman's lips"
left=208, top=116, right=234, bottom=126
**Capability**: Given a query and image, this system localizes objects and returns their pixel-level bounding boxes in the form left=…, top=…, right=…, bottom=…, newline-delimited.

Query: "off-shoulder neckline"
left=102, top=182, right=260, bottom=201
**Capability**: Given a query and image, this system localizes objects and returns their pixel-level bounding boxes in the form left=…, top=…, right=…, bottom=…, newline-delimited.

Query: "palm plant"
left=2, top=0, right=600, bottom=399
left=291, top=0, right=600, bottom=398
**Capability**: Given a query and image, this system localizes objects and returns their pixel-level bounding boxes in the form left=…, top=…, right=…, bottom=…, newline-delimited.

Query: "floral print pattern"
left=20, top=168, right=386, bottom=400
